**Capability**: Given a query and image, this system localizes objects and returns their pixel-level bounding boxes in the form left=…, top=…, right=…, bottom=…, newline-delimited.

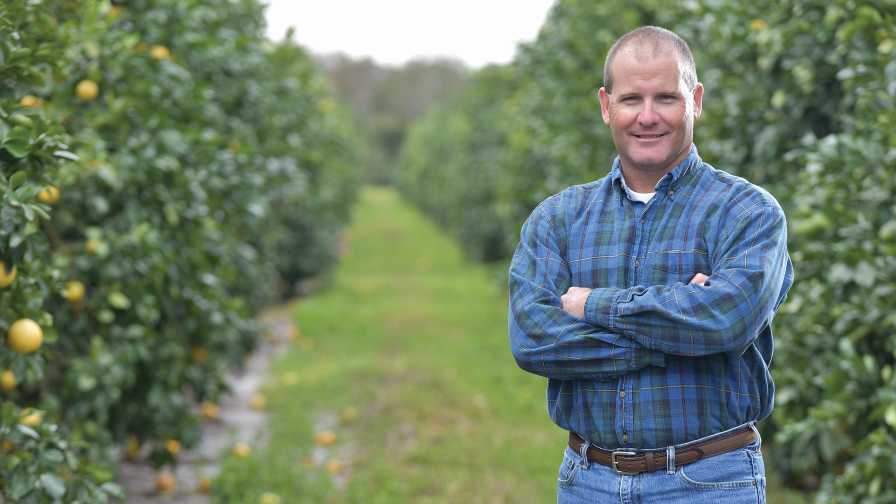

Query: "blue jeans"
left=557, top=426, right=766, bottom=503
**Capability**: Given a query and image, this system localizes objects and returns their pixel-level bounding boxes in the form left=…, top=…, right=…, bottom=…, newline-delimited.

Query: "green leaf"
left=2, top=126, right=31, bottom=158
left=17, top=424, right=39, bottom=439
left=53, top=150, right=80, bottom=161
left=9, top=170, right=28, bottom=189
left=884, top=405, right=896, bottom=428
left=100, top=482, right=124, bottom=499
left=39, top=473, right=66, bottom=498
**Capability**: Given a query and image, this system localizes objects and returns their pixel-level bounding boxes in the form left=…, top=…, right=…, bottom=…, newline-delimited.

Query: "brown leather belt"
left=568, top=425, right=757, bottom=475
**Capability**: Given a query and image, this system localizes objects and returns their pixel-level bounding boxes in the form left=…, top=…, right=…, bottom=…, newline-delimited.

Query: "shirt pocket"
left=649, top=248, right=712, bottom=285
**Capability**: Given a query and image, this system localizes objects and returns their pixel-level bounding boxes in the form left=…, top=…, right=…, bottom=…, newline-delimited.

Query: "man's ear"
left=692, top=83, right=704, bottom=120
left=598, top=87, right=611, bottom=124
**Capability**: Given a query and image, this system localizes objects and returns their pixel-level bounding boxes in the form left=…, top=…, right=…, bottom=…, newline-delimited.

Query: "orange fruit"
left=326, top=459, right=344, bottom=475
left=164, top=439, right=181, bottom=455
left=1, top=370, right=16, bottom=392
left=20, top=95, right=42, bottom=108
left=149, top=45, right=171, bottom=61
left=75, top=80, right=99, bottom=101
left=63, top=281, right=85, bottom=303
left=197, top=476, right=212, bottom=494
left=155, top=471, right=176, bottom=493
left=126, top=436, right=141, bottom=460
left=232, top=441, right=251, bottom=458
left=0, top=261, right=16, bottom=288
left=7, top=319, right=43, bottom=354
left=200, top=401, right=220, bottom=420
left=249, top=392, right=267, bottom=411
left=37, top=186, right=60, bottom=205
left=19, top=408, right=43, bottom=427
left=314, top=430, right=336, bottom=446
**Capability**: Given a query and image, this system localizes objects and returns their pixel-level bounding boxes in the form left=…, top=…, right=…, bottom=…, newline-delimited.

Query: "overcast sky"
left=263, top=0, right=556, bottom=68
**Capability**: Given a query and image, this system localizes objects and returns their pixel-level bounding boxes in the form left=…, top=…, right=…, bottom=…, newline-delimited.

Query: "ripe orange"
left=232, top=441, right=251, bottom=458
left=1, top=370, right=16, bottom=391
left=19, top=95, right=42, bottom=108
left=149, top=45, right=172, bottom=60
left=126, top=436, right=141, bottom=460
left=164, top=439, right=181, bottom=455
left=63, top=281, right=85, bottom=303
left=197, top=476, right=212, bottom=494
left=37, top=186, right=60, bottom=205
left=75, top=80, right=99, bottom=101
left=19, top=408, right=43, bottom=427
left=326, top=459, right=344, bottom=475
left=314, top=430, right=336, bottom=446
left=7, top=319, right=43, bottom=354
left=155, top=471, right=176, bottom=493
left=249, top=392, right=267, bottom=411
left=0, top=261, right=16, bottom=288
left=200, top=401, right=220, bottom=420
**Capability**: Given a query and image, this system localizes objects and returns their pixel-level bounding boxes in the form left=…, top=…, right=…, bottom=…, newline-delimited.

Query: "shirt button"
left=620, top=391, right=626, bottom=398
left=623, top=433, right=629, bottom=443
left=633, top=259, right=640, bottom=268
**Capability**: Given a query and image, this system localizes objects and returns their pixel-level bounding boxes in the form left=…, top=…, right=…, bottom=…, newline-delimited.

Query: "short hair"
left=602, top=26, right=698, bottom=94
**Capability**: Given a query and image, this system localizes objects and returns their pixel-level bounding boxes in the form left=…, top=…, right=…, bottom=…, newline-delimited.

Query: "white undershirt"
left=620, top=176, right=656, bottom=203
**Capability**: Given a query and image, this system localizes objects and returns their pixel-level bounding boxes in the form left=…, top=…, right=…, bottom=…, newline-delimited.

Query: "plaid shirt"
left=508, top=145, right=794, bottom=449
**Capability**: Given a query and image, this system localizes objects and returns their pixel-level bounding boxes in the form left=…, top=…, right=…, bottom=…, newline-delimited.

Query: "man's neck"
left=619, top=145, right=693, bottom=192
left=620, top=168, right=664, bottom=193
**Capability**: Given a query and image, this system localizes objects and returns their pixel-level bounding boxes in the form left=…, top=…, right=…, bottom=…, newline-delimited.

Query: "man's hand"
left=690, top=272, right=710, bottom=286
left=561, top=286, right=592, bottom=319
left=562, top=274, right=708, bottom=319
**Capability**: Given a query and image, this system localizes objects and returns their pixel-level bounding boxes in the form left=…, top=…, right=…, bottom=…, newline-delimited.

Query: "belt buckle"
left=610, top=450, right=639, bottom=475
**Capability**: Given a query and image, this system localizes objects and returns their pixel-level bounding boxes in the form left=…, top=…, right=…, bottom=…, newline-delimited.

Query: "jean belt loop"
left=749, top=421, right=762, bottom=447
left=578, top=438, right=591, bottom=470
left=666, top=444, right=676, bottom=474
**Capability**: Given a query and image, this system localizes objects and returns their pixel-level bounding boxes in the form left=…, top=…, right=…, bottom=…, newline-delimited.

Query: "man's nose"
left=637, top=100, right=660, bottom=126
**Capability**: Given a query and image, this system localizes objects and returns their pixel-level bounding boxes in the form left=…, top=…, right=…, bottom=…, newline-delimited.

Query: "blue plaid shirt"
left=508, top=145, right=793, bottom=449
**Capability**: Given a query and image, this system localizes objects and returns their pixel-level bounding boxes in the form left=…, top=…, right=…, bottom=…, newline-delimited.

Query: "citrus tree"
left=1, top=0, right=360, bottom=501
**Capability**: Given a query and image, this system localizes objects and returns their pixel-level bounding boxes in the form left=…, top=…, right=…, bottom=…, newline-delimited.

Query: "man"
left=508, top=26, right=793, bottom=503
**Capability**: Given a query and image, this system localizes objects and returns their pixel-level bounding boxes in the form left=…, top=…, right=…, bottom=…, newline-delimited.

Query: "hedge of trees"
left=1, top=1, right=359, bottom=501
left=398, top=1, right=895, bottom=501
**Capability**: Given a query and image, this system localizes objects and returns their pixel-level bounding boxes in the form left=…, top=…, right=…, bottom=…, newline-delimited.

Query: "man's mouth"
left=631, top=132, right=668, bottom=140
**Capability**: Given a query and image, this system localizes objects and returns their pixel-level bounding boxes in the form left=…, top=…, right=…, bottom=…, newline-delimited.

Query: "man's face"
left=598, top=47, right=703, bottom=177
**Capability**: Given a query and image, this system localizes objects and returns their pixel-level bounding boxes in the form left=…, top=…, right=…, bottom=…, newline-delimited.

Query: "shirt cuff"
left=584, top=287, right=621, bottom=328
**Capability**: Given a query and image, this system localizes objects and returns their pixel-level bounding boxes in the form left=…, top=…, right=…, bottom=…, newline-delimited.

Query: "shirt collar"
left=610, top=144, right=701, bottom=194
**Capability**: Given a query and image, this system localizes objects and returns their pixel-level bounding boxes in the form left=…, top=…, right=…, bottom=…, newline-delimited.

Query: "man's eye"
left=621, top=96, right=639, bottom=103
left=658, top=95, right=677, bottom=103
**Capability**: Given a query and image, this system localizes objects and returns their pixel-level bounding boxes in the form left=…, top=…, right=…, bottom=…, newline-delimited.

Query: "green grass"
left=213, top=186, right=813, bottom=503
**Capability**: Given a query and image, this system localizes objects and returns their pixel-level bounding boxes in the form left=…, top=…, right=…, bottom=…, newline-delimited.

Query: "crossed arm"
left=508, top=197, right=792, bottom=380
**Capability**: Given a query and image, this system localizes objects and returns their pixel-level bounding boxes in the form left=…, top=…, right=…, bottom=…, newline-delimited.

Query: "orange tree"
left=1, top=0, right=359, bottom=501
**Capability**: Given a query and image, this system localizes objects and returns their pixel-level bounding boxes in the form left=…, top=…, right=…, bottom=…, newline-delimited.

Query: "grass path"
left=213, top=186, right=809, bottom=503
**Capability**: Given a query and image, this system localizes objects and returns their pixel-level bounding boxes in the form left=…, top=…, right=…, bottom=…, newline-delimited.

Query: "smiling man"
left=508, top=26, right=794, bottom=503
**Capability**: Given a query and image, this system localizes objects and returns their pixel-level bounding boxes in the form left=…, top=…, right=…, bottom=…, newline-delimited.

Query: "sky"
left=263, top=0, right=556, bottom=68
